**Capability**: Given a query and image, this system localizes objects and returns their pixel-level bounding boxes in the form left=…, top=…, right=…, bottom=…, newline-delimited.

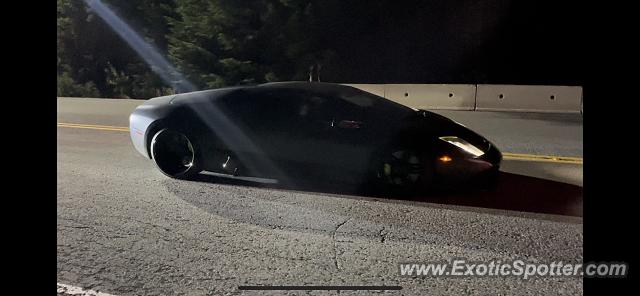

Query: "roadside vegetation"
left=57, top=0, right=581, bottom=99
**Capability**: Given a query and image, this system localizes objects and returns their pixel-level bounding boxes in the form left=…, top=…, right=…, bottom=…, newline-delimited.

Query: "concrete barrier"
left=476, top=85, right=583, bottom=113
left=383, top=84, right=476, bottom=110
left=342, top=84, right=385, bottom=97
left=60, top=84, right=584, bottom=114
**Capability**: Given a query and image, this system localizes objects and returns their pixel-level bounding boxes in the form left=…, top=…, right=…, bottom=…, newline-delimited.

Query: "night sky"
left=327, top=0, right=584, bottom=85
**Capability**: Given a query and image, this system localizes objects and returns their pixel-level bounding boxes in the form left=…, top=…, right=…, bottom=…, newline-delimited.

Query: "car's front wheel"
left=150, top=128, right=201, bottom=179
left=370, top=147, right=434, bottom=195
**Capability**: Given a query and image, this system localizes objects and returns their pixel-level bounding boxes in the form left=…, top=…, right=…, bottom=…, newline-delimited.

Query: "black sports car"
left=130, top=82, right=501, bottom=192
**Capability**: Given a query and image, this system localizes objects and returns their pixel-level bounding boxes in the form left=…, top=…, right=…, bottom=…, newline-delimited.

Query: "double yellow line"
left=57, top=122, right=583, bottom=164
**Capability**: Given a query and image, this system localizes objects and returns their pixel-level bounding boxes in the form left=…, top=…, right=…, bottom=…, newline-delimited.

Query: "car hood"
left=418, top=109, right=495, bottom=152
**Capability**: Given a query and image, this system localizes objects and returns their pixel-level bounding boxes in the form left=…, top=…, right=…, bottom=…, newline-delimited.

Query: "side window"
left=217, top=90, right=308, bottom=133
left=332, top=98, right=367, bottom=123
left=217, top=89, right=367, bottom=134
left=296, top=95, right=333, bottom=126
left=253, top=92, right=302, bottom=131
left=288, top=92, right=368, bottom=129
left=316, top=94, right=366, bottom=124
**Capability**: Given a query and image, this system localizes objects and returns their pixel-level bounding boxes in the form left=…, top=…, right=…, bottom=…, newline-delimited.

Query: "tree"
left=57, top=0, right=176, bottom=98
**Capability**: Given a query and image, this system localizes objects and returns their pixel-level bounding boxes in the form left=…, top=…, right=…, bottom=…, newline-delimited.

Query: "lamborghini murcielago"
left=129, top=82, right=501, bottom=192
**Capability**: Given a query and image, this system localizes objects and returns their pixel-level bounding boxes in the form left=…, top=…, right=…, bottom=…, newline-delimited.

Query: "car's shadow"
left=424, top=172, right=582, bottom=217
left=189, top=171, right=583, bottom=217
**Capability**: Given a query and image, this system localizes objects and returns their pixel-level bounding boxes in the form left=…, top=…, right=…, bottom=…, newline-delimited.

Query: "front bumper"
left=433, top=143, right=502, bottom=188
left=129, top=112, right=155, bottom=158
left=129, top=95, right=176, bottom=159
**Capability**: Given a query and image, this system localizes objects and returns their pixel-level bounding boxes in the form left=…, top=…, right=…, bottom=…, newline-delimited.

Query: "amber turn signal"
left=439, top=155, right=453, bottom=163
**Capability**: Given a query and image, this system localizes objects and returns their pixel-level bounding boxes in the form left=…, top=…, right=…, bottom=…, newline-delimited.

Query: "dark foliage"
left=57, top=0, right=583, bottom=98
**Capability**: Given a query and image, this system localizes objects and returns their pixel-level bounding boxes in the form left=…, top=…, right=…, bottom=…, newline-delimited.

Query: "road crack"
left=379, top=226, right=387, bottom=243
left=332, top=217, right=351, bottom=271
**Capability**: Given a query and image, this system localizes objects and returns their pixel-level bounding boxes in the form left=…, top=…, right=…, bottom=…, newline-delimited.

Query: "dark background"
left=57, top=0, right=585, bottom=99
left=328, top=0, right=584, bottom=85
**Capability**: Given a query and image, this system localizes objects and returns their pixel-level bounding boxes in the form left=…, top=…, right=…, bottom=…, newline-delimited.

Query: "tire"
left=369, top=146, right=433, bottom=195
left=150, top=128, right=201, bottom=179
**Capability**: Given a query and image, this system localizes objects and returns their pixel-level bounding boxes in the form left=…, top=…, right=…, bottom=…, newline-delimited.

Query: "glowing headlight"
left=438, top=136, right=485, bottom=157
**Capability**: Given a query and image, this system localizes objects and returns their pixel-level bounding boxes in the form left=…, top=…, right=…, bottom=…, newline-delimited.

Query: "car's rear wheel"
left=150, top=128, right=201, bottom=179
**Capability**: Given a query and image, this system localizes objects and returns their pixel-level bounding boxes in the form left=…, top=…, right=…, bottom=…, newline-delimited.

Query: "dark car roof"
left=256, top=81, right=413, bottom=112
left=258, top=82, right=386, bottom=103
left=173, top=82, right=350, bottom=101
left=258, top=81, right=357, bottom=93
left=171, top=82, right=414, bottom=117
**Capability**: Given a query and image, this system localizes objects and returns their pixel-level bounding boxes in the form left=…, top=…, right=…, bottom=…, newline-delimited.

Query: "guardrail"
left=343, top=84, right=583, bottom=114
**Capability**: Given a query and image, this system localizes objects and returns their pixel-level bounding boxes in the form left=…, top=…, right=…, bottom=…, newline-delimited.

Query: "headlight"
left=438, top=136, right=485, bottom=157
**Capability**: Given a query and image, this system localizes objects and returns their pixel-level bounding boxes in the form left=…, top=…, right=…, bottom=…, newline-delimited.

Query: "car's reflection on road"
left=189, top=170, right=583, bottom=217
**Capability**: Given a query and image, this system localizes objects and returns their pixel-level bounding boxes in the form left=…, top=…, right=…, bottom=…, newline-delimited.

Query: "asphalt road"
left=433, top=110, right=583, bottom=158
left=57, top=98, right=583, bottom=295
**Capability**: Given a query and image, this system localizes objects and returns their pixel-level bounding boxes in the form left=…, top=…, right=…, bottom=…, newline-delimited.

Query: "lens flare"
left=84, top=0, right=291, bottom=184
left=83, top=0, right=195, bottom=93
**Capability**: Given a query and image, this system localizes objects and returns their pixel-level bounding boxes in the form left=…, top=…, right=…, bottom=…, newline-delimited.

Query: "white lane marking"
left=57, top=283, right=118, bottom=296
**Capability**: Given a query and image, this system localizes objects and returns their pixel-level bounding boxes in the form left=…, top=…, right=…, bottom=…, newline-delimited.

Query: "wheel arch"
left=145, top=110, right=211, bottom=160
left=145, top=119, right=168, bottom=159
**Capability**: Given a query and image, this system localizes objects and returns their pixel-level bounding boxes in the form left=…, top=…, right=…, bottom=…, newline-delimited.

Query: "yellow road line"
left=58, top=122, right=130, bottom=132
left=58, top=122, right=130, bottom=129
left=57, top=122, right=583, bottom=164
left=502, top=153, right=583, bottom=164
